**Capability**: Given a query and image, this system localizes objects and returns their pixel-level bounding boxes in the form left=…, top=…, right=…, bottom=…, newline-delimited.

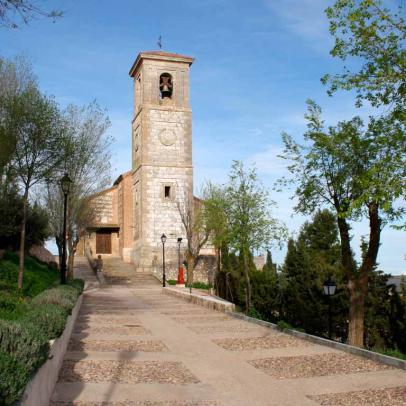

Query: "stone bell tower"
left=129, top=51, right=194, bottom=272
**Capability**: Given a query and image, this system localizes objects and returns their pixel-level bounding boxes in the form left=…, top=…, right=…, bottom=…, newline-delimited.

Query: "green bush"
left=67, top=278, right=84, bottom=294
left=247, top=307, right=264, bottom=320
left=185, top=281, right=212, bottom=290
left=0, top=293, right=27, bottom=320
left=0, top=320, right=49, bottom=374
left=0, top=352, right=29, bottom=406
left=31, top=285, right=77, bottom=314
left=22, top=304, right=67, bottom=340
left=277, top=320, right=293, bottom=331
left=167, top=279, right=177, bottom=286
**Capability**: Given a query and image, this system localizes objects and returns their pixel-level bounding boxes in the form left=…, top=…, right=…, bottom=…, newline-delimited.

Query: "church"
left=78, top=51, right=215, bottom=281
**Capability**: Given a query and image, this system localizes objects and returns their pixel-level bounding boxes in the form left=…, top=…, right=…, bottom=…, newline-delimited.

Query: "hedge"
left=22, top=304, right=67, bottom=340
left=0, top=320, right=49, bottom=374
left=31, top=285, right=78, bottom=314
left=0, top=352, right=29, bottom=406
left=68, top=278, right=85, bottom=294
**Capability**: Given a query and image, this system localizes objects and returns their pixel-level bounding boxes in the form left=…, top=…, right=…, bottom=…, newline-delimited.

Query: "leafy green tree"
left=279, top=100, right=406, bottom=347
left=202, top=182, right=229, bottom=281
left=263, top=249, right=277, bottom=274
left=225, top=161, right=286, bottom=310
left=4, top=86, right=66, bottom=289
left=0, top=56, right=36, bottom=182
left=281, top=210, right=346, bottom=338
left=323, top=0, right=406, bottom=116
left=0, top=185, right=49, bottom=251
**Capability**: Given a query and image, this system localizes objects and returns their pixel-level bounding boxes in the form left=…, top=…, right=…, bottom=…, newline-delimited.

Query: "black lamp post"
left=161, top=234, right=167, bottom=287
left=177, top=237, right=182, bottom=273
left=60, top=173, right=72, bottom=285
left=323, top=275, right=337, bottom=340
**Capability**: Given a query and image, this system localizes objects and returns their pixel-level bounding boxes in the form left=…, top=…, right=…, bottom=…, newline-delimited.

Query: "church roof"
left=129, top=51, right=194, bottom=77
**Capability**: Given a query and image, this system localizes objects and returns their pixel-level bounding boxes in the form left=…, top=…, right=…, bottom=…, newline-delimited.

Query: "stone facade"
left=77, top=51, right=215, bottom=281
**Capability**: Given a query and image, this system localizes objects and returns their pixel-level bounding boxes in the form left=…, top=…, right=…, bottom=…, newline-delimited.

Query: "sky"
left=1, top=0, right=405, bottom=274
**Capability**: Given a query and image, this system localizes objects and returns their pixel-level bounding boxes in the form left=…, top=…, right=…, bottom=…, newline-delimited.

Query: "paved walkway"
left=51, top=257, right=406, bottom=406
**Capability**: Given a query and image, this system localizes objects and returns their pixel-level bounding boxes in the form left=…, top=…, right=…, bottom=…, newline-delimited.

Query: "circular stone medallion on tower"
left=158, top=129, right=176, bottom=146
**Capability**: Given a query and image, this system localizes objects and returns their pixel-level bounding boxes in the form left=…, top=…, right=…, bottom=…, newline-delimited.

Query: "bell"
left=161, top=84, right=172, bottom=98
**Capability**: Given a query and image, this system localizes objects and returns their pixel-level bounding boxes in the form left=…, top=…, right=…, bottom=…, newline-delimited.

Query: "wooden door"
left=96, top=231, right=112, bottom=254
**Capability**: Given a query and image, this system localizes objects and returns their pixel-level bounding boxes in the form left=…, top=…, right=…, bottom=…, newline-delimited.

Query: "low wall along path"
left=50, top=256, right=406, bottom=406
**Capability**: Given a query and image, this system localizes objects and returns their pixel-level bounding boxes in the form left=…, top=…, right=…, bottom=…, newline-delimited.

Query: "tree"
left=4, top=86, right=66, bottom=289
left=44, top=102, right=111, bottom=276
left=177, top=191, right=212, bottom=286
left=202, top=182, right=229, bottom=282
left=225, top=161, right=285, bottom=310
left=0, top=0, right=62, bottom=29
left=0, top=56, right=36, bottom=182
left=323, top=0, right=406, bottom=116
left=279, top=100, right=406, bottom=346
left=281, top=210, right=345, bottom=337
left=263, top=249, right=277, bottom=274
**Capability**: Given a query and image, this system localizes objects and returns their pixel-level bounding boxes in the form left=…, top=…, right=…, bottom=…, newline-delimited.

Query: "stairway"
left=102, top=256, right=161, bottom=287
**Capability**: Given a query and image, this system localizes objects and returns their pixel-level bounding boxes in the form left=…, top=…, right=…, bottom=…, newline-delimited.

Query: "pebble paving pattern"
left=51, top=257, right=406, bottom=405
left=248, top=353, right=393, bottom=379
left=51, top=402, right=219, bottom=406
left=74, top=325, right=149, bottom=335
left=58, top=360, right=199, bottom=384
left=188, top=323, right=260, bottom=334
left=213, top=335, right=311, bottom=350
left=308, top=386, right=406, bottom=405
left=68, top=339, right=168, bottom=352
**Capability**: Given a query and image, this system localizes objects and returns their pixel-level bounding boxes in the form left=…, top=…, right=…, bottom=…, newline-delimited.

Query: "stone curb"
left=229, top=312, right=406, bottom=370
left=163, top=287, right=235, bottom=313
left=19, top=294, right=83, bottom=406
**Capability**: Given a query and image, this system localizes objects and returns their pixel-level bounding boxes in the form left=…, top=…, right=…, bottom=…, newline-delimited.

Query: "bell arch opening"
left=159, top=73, right=173, bottom=99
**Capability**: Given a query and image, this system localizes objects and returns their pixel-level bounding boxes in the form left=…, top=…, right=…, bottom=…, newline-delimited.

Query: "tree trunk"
left=187, top=253, right=194, bottom=286
left=348, top=277, right=367, bottom=347
left=242, top=249, right=252, bottom=311
left=67, top=237, right=74, bottom=280
left=17, top=187, right=29, bottom=290
left=55, top=235, right=63, bottom=270
left=336, top=203, right=381, bottom=348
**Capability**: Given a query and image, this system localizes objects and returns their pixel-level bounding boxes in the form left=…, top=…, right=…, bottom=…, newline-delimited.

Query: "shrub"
left=22, top=304, right=67, bottom=340
left=31, top=285, right=78, bottom=314
left=0, top=320, right=49, bottom=374
left=185, top=281, right=212, bottom=290
left=68, top=278, right=84, bottom=294
left=167, top=279, right=177, bottom=286
left=0, top=352, right=29, bottom=406
left=247, top=307, right=264, bottom=320
left=0, top=293, right=27, bottom=320
left=277, top=320, right=293, bottom=331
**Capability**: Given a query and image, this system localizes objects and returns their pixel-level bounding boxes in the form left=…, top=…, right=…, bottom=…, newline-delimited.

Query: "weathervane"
left=157, top=35, right=162, bottom=50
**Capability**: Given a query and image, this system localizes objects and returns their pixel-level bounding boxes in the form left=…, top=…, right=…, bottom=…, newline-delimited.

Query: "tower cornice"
left=129, top=51, right=194, bottom=78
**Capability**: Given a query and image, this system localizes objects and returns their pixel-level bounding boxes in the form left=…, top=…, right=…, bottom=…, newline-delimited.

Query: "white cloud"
left=264, top=0, right=333, bottom=51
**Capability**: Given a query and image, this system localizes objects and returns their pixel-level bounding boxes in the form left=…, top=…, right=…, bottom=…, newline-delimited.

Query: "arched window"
left=159, top=73, right=173, bottom=99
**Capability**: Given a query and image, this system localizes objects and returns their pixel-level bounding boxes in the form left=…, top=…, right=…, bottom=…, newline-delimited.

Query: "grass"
left=374, top=348, right=406, bottom=361
left=0, top=251, right=59, bottom=297
left=0, top=251, right=59, bottom=320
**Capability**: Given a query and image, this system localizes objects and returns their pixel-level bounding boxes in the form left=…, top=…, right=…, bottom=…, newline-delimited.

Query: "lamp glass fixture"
left=161, top=234, right=167, bottom=244
left=60, top=173, right=72, bottom=194
left=323, top=278, right=337, bottom=296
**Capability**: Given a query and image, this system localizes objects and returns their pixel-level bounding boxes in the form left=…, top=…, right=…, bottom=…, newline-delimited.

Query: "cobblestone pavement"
left=51, top=257, right=406, bottom=406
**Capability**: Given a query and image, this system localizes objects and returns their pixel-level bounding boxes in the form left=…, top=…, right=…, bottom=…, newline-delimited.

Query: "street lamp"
left=177, top=237, right=182, bottom=273
left=161, top=234, right=167, bottom=287
left=323, top=275, right=337, bottom=340
left=60, top=173, right=72, bottom=285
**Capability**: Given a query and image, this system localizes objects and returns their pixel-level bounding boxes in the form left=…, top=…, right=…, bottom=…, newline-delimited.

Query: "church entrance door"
left=96, top=230, right=112, bottom=254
